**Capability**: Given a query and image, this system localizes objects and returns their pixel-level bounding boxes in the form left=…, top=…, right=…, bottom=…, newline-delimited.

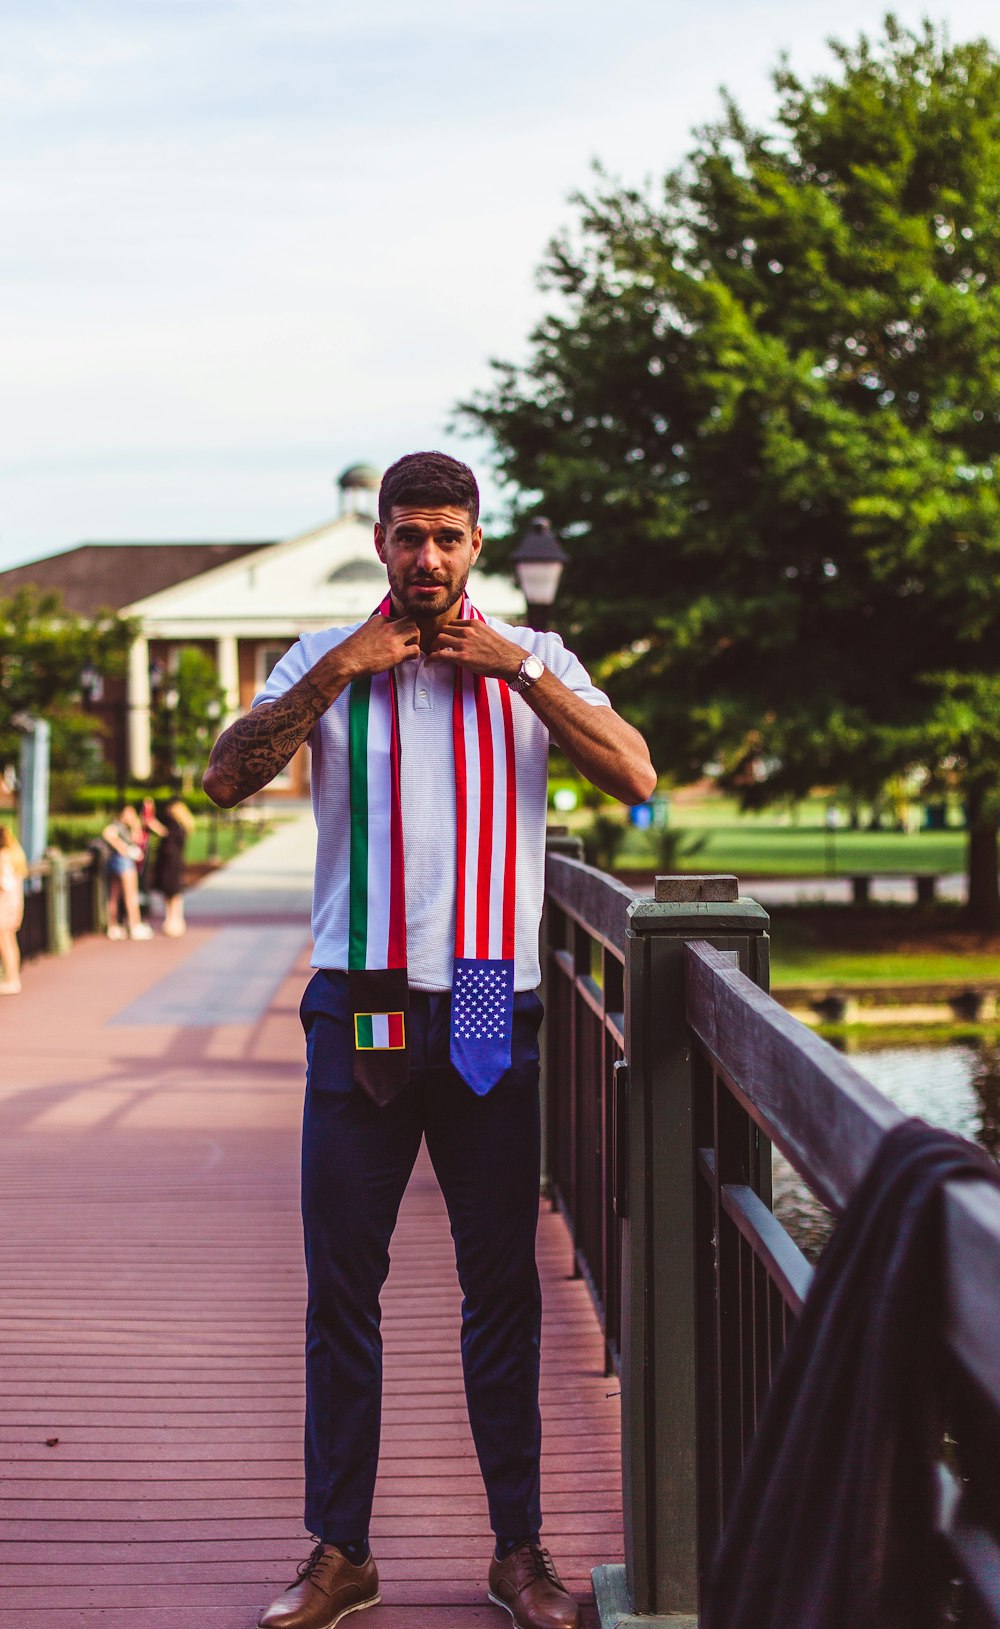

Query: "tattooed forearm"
left=202, top=665, right=347, bottom=807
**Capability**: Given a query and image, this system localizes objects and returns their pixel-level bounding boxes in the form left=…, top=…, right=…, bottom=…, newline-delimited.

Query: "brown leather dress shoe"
left=487, top=1542, right=581, bottom=1629
left=258, top=1543, right=380, bottom=1629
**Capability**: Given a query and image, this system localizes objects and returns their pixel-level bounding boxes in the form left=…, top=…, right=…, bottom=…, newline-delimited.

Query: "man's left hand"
left=427, top=620, right=526, bottom=683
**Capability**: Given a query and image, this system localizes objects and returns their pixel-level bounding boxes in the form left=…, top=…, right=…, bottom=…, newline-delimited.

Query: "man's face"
left=374, top=504, right=483, bottom=621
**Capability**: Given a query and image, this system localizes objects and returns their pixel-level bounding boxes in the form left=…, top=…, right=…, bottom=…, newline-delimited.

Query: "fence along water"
left=541, top=849, right=1000, bottom=1626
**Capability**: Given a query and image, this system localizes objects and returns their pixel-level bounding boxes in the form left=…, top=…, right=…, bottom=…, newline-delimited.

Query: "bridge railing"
left=542, top=838, right=632, bottom=1374
left=19, top=847, right=107, bottom=959
left=540, top=849, right=1000, bottom=1627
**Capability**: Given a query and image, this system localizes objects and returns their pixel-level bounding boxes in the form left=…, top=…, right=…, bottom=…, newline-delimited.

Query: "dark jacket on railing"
left=704, top=1117, right=999, bottom=1629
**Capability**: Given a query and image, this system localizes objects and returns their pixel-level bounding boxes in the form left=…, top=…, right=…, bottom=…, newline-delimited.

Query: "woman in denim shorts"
left=102, top=804, right=154, bottom=940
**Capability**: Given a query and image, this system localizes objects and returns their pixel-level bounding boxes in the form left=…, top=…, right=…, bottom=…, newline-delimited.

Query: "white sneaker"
left=106, top=924, right=127, bottom=941
left=129, top=923, right=154, bottom=940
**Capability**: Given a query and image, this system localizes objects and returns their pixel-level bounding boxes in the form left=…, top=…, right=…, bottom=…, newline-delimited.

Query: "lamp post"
left=510, top=516, right=568, bottom=632
left=163, top=685, right=180, bottom=793
left=79, top=661, right=103, bottom=709
left=14, top=714, right=50, bottom=869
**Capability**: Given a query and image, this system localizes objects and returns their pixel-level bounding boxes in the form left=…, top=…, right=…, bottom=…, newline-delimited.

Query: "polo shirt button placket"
left=414, top=657, right=433, bottom=712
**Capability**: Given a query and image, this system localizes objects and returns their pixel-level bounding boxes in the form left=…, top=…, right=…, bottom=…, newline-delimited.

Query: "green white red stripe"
left=348, top=622, right=406, bottom=972
left=354, top=1011, right=406, bottom=1050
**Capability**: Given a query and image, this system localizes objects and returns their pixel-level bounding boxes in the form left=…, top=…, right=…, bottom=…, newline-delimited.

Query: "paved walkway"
left=0, top=815, right=621, bottom=1628
left=741, top=872, right=965, bottom=906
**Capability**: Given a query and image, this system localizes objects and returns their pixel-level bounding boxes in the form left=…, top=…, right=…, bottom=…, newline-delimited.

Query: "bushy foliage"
left=461, top=17, right=1000, bottom=918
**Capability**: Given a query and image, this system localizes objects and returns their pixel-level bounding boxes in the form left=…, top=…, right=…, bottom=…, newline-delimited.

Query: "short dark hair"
left=378, top=451, right=480, bottom=527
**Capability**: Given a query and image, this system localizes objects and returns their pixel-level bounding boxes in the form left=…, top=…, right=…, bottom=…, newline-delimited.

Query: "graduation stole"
left=347, top=593, right=517, bottom=1105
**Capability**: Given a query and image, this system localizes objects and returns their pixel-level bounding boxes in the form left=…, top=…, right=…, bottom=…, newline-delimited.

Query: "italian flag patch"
left=354, top=1011, right=406, bottom=1051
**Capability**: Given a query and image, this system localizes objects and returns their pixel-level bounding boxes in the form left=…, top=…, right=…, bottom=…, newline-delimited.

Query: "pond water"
left=772, top=1040, right=1000, bottom=1258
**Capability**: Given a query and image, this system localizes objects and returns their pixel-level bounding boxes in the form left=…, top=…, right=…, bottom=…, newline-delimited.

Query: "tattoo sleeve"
left=203, top=668, right=342, bottom=806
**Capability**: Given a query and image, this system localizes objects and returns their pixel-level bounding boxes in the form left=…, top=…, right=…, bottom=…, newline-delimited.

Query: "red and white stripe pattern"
left=452, top=599, right=517, bottom=964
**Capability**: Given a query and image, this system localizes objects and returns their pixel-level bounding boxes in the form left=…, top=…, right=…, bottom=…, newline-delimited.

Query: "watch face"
left=523, top=655, right=544, bottom=682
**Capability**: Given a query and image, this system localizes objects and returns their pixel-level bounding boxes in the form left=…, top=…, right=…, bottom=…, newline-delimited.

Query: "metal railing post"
left=594, top=875, right=769, bottom=1628
left=90, top=843, right=108, bottom=935
left=44, top=849, right=72, bottom=956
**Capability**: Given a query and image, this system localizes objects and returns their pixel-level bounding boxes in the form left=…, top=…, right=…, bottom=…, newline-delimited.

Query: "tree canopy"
left=0, top=586, right=135, bottom=785
left=461, top=15, right=1000, bottom=919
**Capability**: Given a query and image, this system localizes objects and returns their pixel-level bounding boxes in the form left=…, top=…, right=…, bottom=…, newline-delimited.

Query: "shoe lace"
left=520, top=1544, right=561, bottom=1587
left=295, top=1543, right=332, bottom=1593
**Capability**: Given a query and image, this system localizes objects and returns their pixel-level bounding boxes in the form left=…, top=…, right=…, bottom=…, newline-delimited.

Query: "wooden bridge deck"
left=0, top=820, right=621, bottom=1628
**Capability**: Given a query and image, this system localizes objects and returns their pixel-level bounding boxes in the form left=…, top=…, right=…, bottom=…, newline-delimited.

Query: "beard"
left=390, top=569, right=467, bottom=621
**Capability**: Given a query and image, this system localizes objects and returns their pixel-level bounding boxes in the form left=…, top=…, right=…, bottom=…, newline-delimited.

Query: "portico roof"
left=0, top=541, right=272, bottom=617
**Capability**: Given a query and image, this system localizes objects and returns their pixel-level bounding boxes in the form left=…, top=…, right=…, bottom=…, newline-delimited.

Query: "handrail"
left=544, top=851, right=635, bottom=955
left=26, top=848, right=96, bottom=884
left=18, top=846, right=105, bottom=957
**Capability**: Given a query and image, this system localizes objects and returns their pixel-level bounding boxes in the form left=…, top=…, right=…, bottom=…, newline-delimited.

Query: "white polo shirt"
left=254, top=617, right=609, bottom=990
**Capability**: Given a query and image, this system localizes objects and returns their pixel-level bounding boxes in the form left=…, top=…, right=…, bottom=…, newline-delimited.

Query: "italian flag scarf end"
left=348, top=968, right=410, bottom=1105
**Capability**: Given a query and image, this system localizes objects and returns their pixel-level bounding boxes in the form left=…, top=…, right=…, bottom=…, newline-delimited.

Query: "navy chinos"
left=299, top=970, right=544, bottom=1544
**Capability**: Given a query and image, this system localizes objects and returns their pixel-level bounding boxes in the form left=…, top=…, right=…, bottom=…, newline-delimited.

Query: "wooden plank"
left=0, top=1611, right=601, bottom=1629
left=0, top=917, right=623, bottom=1625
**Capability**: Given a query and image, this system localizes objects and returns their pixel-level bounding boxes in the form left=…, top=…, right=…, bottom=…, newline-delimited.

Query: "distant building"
left=0, top=464, right=525, bottom=797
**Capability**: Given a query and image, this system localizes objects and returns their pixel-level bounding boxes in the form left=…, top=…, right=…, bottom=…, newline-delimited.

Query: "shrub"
left=654, top=826, right=709, bottom=873
left=583, top=812, right=626, bottom=872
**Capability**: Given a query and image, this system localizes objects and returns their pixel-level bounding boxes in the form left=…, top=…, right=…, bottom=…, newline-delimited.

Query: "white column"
left=127, top=635, right=152, bottom=782
left=216, top=633, right=241, bottom=727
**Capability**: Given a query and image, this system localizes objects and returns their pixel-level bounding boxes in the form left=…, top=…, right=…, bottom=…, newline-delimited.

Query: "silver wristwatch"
left=509, top=653, right=545, bottom=693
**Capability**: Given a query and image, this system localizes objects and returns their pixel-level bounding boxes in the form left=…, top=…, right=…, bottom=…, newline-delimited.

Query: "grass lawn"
left=614, top=807, right=968, bottom=877
left=560, top=790, right=975, bottom=877
left=768, top=911, right=1000, bottom=987
left=770, top=941, right=1000, bottom=985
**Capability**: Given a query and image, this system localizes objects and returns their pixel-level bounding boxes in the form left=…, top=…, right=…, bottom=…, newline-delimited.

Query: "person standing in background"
left=152, top=798, right=195, bottom=937
left=0, top=826, right=28, bottom=994
left=101, top=804, right=154, bottom=941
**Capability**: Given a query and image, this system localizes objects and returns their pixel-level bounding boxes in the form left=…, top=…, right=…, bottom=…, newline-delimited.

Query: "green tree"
left=461, top=16, right=1000, bottom=924
left=152, top=647, right=227, bottom=792
left=0, top=586, right=135, bottom=786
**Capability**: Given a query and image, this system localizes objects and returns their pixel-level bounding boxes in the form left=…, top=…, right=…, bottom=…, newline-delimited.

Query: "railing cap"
left=628, top=894, right=770, bottom=933
left=654, top=873, right=738, bottom=903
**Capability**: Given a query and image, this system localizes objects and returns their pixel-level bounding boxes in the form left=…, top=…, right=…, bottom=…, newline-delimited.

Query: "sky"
left=3, top=0, right=999, bottom=570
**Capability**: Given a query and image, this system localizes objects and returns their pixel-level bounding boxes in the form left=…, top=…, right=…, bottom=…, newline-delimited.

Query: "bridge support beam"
left=597, top=874, right=770, bottom=1627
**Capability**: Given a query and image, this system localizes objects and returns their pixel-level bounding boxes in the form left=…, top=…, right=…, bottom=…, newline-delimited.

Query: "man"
left=204, top=452, right=655, bottom=1629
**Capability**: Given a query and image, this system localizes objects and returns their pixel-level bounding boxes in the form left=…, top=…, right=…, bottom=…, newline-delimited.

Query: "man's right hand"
left=332, top=614, right=420, bottom=680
